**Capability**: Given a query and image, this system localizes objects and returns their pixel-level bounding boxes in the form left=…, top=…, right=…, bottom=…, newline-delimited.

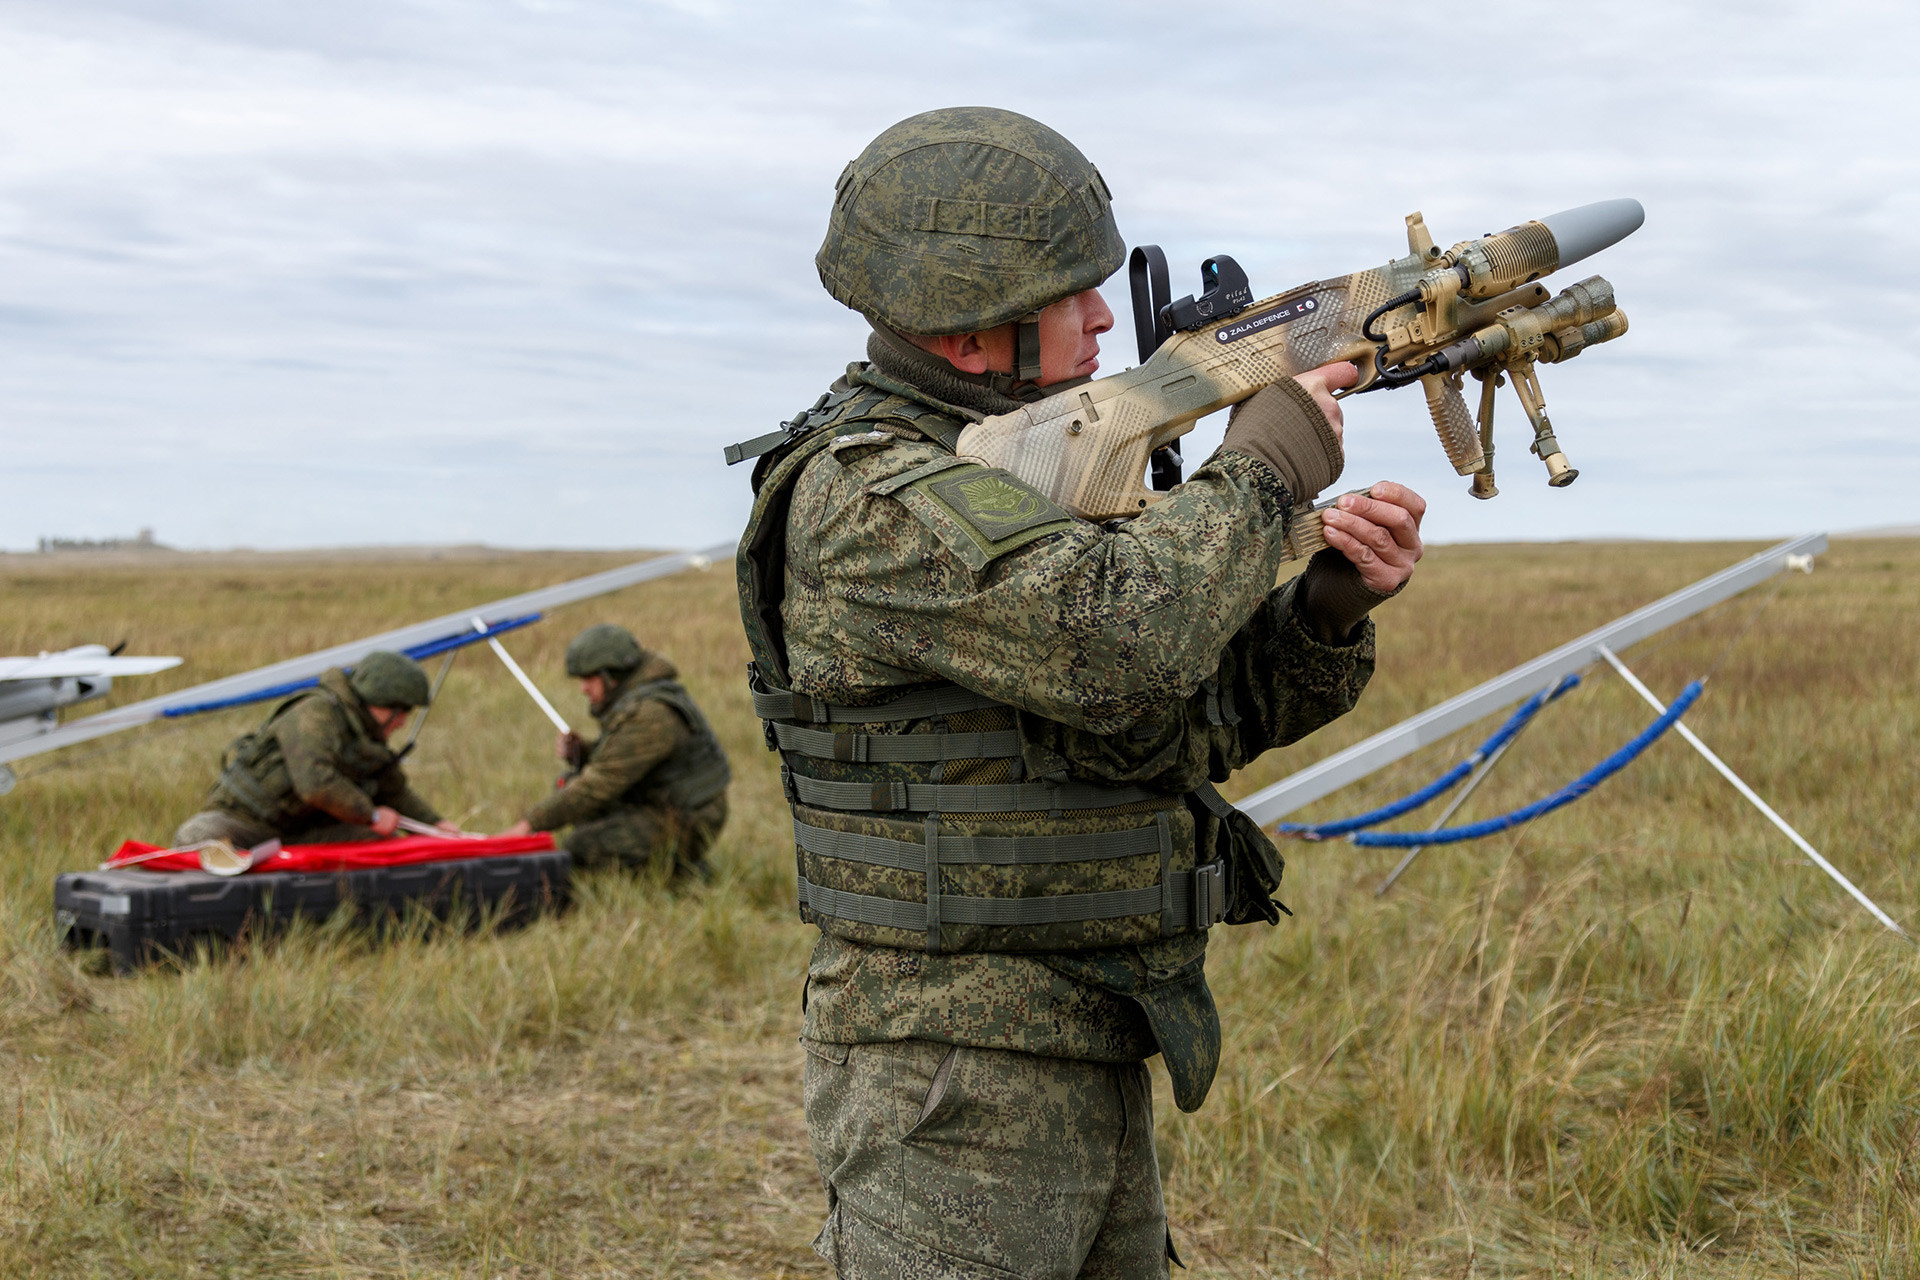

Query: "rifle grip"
left=1421, top=373, right=1485, bottom=476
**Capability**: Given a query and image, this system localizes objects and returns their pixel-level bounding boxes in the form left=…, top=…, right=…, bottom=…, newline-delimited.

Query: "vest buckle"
left=1193, top=860, right=1227, bottom=928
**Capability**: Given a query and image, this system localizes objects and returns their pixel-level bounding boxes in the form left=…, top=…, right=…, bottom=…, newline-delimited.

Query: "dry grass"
left=2, top=538, right=1917, bottom=1277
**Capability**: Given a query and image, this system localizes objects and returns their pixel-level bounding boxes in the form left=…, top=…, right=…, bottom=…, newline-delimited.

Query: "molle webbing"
left=749, top=662, right=1223, bottom=954
left=752, top=678, right=1002, bottom=725
left=794, top=818, right=1164, bottom=869
left=784, top=770, right=1157, bottom=814
left=771, top=720, right=1021, bottom=764
left=797, top=864, right=1225, bottom=932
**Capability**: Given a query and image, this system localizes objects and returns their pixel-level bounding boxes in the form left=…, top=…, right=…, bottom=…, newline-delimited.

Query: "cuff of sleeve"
left=1220, top=378, right=1345, bottom=502
left=1294, top=548, right=1401, bottom=645
left=1267, top=575, right=1379, bottom=691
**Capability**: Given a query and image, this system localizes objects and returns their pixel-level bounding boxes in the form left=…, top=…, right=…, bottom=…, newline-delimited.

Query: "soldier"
left=502, top=624, right=731, bottom=880
left=174, top=650, right=456, bottom=847
left=729, top=108, right=1427, bottom=1277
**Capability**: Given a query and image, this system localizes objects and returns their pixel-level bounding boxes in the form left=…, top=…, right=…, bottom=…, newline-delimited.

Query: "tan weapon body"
left=956, top=204, right=1636, bottom=536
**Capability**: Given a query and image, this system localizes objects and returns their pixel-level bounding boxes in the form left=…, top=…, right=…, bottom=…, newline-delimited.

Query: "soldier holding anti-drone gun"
left=727, top=103, right=1645, bottom=1279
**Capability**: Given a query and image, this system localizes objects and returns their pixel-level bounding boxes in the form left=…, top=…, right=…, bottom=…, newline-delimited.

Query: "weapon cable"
left=1360, top=290, right=1420, bottom=343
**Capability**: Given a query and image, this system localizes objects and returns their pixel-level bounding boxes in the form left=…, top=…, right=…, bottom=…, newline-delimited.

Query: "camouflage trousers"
left=173, top=808, right=378, bottom=848
left=803, top=1037, right=1171, bottom=1279
left=563, top=793, right=727, bottom=880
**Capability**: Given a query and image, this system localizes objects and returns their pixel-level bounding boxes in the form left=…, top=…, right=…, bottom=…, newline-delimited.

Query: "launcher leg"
left=1593, top=644, right=1907, bottom=939
left=472, top=617, right=572, bottom=735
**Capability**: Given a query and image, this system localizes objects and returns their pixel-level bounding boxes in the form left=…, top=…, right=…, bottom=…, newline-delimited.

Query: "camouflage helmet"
left=816, top=106, right=1125, bottom=338
left=348, top=650, right=431, bottom=709
left=565, top=624, right=644, bottom=678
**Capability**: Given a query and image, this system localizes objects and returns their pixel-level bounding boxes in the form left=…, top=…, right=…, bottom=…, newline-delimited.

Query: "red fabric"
left=106, top=833, right=556, bottom=874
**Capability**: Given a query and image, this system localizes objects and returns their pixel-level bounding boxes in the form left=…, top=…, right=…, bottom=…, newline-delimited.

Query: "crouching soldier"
left=504, top=624, right=730, bottom=880
left=174, top=650, right=457, bottom=847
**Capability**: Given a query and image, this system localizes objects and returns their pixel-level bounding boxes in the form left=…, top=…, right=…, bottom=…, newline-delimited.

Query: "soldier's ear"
left=935, top=331, right=996, bottom=375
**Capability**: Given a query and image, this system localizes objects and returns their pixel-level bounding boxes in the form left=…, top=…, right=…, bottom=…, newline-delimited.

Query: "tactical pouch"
left=1192, top=782, right=1288, bottom=926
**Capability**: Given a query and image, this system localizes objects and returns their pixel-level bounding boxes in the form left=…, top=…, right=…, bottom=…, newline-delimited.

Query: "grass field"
left=2, top=537, right=1917, bottom=1278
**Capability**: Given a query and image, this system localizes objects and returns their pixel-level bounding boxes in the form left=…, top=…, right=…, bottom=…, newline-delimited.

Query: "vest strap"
left=752, top=677, right=1005, bottom=725
left=771, top=721, right=1021, bottom=763
left=784, top=768, right=1159, bottom=815
left=797, top=861, right=1225, bottom=932
left=723, top=427, right=794, bottom=467
left=793, top=816, right=1164, bottom=870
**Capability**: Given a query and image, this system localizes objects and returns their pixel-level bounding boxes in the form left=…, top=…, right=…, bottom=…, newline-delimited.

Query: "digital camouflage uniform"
left=523, top=652, right=732, bottom=877
left=175, top=666, right=441, bottom=847
left=737, top=107, right=1388, bottom=1279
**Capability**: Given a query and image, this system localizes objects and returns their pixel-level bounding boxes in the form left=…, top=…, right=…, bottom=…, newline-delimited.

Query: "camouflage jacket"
left=208, top=667, right=441, bottom=833
left=524, top=654, right=724, bottom=831
left=783, top=345, right=1378, bottom=1108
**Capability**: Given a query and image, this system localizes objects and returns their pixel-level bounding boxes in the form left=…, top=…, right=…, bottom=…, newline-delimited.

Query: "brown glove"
left=1219, top=378, right=1345, bottom=502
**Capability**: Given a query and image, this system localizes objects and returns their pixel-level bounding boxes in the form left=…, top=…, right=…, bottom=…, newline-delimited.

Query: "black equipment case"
left=55, top=850, right=571, bottom=974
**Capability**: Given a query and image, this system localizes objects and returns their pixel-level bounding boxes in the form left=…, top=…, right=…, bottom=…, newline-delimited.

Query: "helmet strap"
left=1014, top=312, right=1044, bottom=383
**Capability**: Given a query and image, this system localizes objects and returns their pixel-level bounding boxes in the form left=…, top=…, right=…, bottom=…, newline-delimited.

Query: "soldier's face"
left=368, top=706, right=410, bottom=739
left=924, top=288, right=1114, bottom=387
left=1031, top=289, right=1114, bottom=385
left=578, top=675, right=609, bottom=707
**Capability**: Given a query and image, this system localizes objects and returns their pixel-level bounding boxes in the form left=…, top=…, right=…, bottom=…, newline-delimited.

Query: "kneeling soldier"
left=174, top=650, right=456, bottom=847
left=505, top=625, right=731, bottom=879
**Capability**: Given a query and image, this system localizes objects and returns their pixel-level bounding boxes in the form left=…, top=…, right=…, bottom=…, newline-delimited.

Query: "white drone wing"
left=0, top=654, right=183, bottom=681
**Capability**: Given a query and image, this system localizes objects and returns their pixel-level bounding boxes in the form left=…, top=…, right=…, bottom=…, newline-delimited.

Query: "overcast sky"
left=1, top=0, right=1914, bottom=551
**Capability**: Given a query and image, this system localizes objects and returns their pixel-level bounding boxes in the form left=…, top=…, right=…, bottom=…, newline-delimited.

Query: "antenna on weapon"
left=1128, top=245, right=1184, bottom=491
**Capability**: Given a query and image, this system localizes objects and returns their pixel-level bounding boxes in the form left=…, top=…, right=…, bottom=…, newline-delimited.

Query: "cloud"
left=0, top=0, right=1914, bottom=549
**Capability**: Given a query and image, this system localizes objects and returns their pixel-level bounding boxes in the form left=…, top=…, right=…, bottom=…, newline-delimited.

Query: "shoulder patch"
left=886, top=462, right=1077, bottom=572
left=926, top=470, right=1064, bottom=542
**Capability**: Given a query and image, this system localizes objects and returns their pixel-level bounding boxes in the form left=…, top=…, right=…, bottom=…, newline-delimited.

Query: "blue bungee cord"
left=1278, top=672, right=1583, bottom=841
left=1350, top=679, right=1705, bottom=848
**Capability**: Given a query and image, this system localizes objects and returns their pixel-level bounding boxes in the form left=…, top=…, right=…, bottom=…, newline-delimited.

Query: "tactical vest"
left=212, top=682, right=392, bottom=826
left=601, top=676, right=733, bottom=811
left=730, top=371, right=1230, bottom=956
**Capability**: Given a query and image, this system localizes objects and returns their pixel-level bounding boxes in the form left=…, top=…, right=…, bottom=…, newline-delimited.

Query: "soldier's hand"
left=504, top=819, right=533, bottom=837
left=1320, top=481, right=1426, bottom=594
left=556, top=731, right=584, bottom=766
left=435, top=820, right=462, bottom=835
left=1291, top=360, right=1359, bottom=443
left=370, top=805, right=401, bottom=837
